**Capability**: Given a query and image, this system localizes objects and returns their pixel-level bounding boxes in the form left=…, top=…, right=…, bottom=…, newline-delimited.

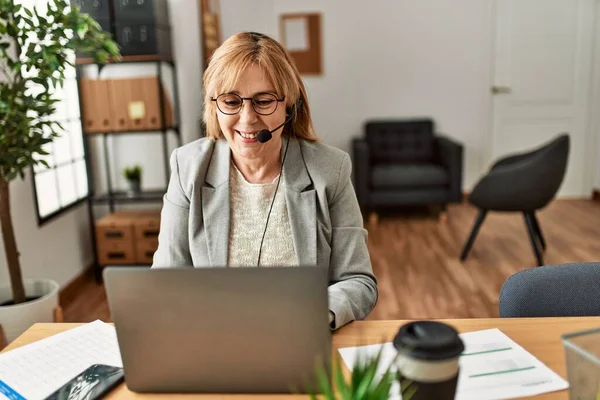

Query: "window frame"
left=27, top=0, right=90, bottom=226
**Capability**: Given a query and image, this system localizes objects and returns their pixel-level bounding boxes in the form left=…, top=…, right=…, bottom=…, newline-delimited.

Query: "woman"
left=152, top=31, right=377, bottom=330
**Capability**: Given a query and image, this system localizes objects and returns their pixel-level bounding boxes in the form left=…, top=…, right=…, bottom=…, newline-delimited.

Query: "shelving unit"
left=75, top=57, right=182, bottom=281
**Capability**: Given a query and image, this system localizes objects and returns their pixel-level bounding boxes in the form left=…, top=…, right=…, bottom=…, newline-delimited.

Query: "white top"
left=227, top=162, right=298, bottom=267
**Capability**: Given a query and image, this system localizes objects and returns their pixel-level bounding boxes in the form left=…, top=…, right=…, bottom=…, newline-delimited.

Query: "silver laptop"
left=103, top=266, right=331, bottom=394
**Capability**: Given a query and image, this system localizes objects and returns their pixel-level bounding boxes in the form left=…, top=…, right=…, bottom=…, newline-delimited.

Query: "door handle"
left=491, top=86, right=512, bottom=95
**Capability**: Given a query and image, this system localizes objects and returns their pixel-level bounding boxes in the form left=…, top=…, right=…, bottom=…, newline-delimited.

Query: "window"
left=23, top=0, right=89, bottom=225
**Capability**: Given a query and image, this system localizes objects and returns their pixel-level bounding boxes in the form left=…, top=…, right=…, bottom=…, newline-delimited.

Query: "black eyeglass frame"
left=211, top=92, right=286, bottom=116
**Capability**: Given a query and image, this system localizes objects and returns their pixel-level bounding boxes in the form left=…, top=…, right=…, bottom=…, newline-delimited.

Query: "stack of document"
left=0, top=320, right=122, bottom=400
left=338, top=328, right=569, bottom=400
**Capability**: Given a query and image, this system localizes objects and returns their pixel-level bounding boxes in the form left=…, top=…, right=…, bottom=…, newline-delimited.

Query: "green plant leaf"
left=353, top=353, right=380, bottom=399
left=0, top=0, right=120, bottom=184
left=333, top=359, right=350, bottom=400
left=315, top=362, right=336, bottom=399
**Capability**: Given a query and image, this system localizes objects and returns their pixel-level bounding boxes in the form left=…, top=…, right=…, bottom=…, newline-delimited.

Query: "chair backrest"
left=365, top=119, right=434, bottom=164
left=523, top=134, right=570, bottom=208
left=499, top=262, right=600, bottom=317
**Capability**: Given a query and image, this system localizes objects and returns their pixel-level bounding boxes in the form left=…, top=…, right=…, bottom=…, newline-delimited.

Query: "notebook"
left=0, top=320, right=122, bottom=400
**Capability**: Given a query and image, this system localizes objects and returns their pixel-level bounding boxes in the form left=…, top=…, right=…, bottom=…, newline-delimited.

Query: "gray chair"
left=499, top=262, right=600, bottom=317
left=460, top=134, right=570, bottom=266
left=352, top=119, right=463, bottom=214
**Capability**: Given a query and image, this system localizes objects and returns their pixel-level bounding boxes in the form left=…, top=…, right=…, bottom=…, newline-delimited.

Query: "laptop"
left=103, top=266, right=331, bottom=394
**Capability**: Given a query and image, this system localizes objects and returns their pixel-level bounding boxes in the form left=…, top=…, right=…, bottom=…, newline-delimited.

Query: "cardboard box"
left=136, top=238, right=159, bottom=264
left=95, top=212, right=138, bottom=265
left=95, top=211, right=161, bottom=266
left=80, top=79, right=114, bottom=133
left=81, top=77, right=175, bottom=134
left=133, top=211, right=161, bottom=242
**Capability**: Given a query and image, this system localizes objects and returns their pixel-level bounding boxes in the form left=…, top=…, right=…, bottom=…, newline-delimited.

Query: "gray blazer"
left=152, top=136, right=378, bottom=329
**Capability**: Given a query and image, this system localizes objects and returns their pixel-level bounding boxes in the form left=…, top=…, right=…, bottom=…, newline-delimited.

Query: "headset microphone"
left=256, top=112, right=295, bottom=143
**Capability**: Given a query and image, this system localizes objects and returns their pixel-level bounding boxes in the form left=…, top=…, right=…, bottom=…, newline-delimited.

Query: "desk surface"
left=4, top=317, right=600, bottom=399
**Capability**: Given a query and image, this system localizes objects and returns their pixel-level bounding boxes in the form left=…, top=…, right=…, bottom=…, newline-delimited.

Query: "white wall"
left=220, top=0, right=494, bottom=189
left=597, top=131, right=600, bottom=188
left=594, top=0, right=600, bottom=190
left=0, top=0, right=205, bottom=291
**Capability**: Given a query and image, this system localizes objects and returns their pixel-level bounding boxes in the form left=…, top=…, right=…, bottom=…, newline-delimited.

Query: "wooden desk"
left=4, top=317, right=600, bottom=399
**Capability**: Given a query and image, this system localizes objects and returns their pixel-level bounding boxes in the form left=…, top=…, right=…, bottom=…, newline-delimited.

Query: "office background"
left=0, top=0, right=599, bottom=322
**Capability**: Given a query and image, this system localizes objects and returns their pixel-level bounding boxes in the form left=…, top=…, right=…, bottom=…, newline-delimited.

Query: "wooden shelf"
left=92, top=190, right=166, bottom=204
left=76, top=54, right=173, bottom=65
left=83, top=126, right=179, bottom=136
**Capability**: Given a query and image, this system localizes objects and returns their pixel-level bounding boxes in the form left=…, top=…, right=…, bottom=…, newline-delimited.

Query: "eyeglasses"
left=211, top=92, right=285, bottom=116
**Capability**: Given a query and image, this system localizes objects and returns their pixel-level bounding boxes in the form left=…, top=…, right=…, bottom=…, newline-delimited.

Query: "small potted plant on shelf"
left=0, top=0, right=120, bottom=343
left=123, top=164, right=142, bottom=197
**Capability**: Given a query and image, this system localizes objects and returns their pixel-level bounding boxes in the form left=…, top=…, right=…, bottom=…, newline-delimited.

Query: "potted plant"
left=310, top=349, right=416, bottom=400
left=0, top=0, right=120, bottom=342
left=123, top=164, right=142, bottom=197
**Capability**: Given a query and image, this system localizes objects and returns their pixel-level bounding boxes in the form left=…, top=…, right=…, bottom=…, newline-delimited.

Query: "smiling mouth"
left=236, top=130, right=259, bottom=139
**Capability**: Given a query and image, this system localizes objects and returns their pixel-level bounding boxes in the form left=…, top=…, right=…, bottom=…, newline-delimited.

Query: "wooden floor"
left=63, top=199, right=600, bottom=323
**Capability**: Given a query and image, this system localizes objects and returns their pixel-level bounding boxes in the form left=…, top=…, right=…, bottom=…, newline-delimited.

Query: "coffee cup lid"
left=393, top=321, right=465, bottom=361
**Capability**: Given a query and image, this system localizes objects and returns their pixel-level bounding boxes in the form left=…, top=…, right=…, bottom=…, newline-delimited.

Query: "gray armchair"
left=352, top=119, right=463, bottom=214
left=499, top=262, right=600, bottom=317
left=460, top=134, right=570, bottom=266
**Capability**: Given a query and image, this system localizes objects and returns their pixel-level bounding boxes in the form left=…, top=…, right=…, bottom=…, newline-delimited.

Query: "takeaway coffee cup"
left=393, top=321, right=465, bottom=400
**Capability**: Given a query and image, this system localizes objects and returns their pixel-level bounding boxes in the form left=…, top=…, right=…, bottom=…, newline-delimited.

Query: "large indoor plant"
left=0, top=0, right=119, bottom=341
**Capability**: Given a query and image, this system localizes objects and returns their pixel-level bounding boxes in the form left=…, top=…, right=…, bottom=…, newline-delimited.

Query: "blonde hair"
left=202, top=31, right=318, bottom=142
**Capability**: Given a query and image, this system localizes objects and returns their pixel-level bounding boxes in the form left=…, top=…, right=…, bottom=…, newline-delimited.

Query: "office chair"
left=460, top=134, right=570, bottom=266
left=499, top=262, right=600, bottom=317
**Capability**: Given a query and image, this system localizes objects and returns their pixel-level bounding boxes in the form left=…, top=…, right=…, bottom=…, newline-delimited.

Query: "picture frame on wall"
left=280, top=12, right=322, bottom=75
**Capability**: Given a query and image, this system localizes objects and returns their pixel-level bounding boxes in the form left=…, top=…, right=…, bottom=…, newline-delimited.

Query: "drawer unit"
left=95, top=211, right=160, bottom=266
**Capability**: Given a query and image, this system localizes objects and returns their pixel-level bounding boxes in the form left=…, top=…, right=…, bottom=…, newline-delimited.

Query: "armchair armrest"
left=435, top=135, right=463, bottom=202
left=352, top=138, right=370, bottom=207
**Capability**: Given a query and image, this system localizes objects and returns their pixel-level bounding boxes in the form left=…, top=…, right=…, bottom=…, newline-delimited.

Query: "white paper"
left=338, top=328, right=569, bottom=400
left=0, top=320, right=122, bottom=400
left=284, top=18, right=309, bottom=51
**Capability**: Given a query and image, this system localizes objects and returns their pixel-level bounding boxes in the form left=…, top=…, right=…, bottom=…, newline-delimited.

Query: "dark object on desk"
left=499, top=262, right=600, bottom=318
left=44, top=364, right=124, bottom=400
left=103, top=266, right=331, bottom=394
left=460, top=134, right=570, bottom=266
left=352, top=119, right=463, bottom=214
left=394, top=321, right=464, bottom=400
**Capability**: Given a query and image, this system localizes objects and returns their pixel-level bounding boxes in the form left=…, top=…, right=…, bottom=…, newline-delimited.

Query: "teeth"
left=237, top=131, right=257, bottom=139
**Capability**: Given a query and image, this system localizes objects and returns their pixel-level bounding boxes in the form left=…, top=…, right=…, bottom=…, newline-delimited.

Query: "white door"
left=490, top=0, right=597, bottom=197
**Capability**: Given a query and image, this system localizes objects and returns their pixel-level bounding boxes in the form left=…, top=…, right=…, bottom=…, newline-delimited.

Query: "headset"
left=255, top=98, right=303, bottom=266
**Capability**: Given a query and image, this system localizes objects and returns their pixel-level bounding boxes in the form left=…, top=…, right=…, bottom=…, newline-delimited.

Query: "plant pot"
left=126, top=179, right=141, bottom=197
left=0, top=279, right=60, bottom=344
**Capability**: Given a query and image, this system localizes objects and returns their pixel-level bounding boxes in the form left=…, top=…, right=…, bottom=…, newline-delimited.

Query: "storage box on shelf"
left=79, top=76, right=175, bottom=133
left=95, top=212, right=137, bottom=265
left=71, top=0, right=172, bottom=61
left=133, top=212, right=160, bottom=264
left=95, top=211, right=161, bottom=266
left=114, top=22, right=172, bottom=59
left=112, top=0, right=170, bottom=25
